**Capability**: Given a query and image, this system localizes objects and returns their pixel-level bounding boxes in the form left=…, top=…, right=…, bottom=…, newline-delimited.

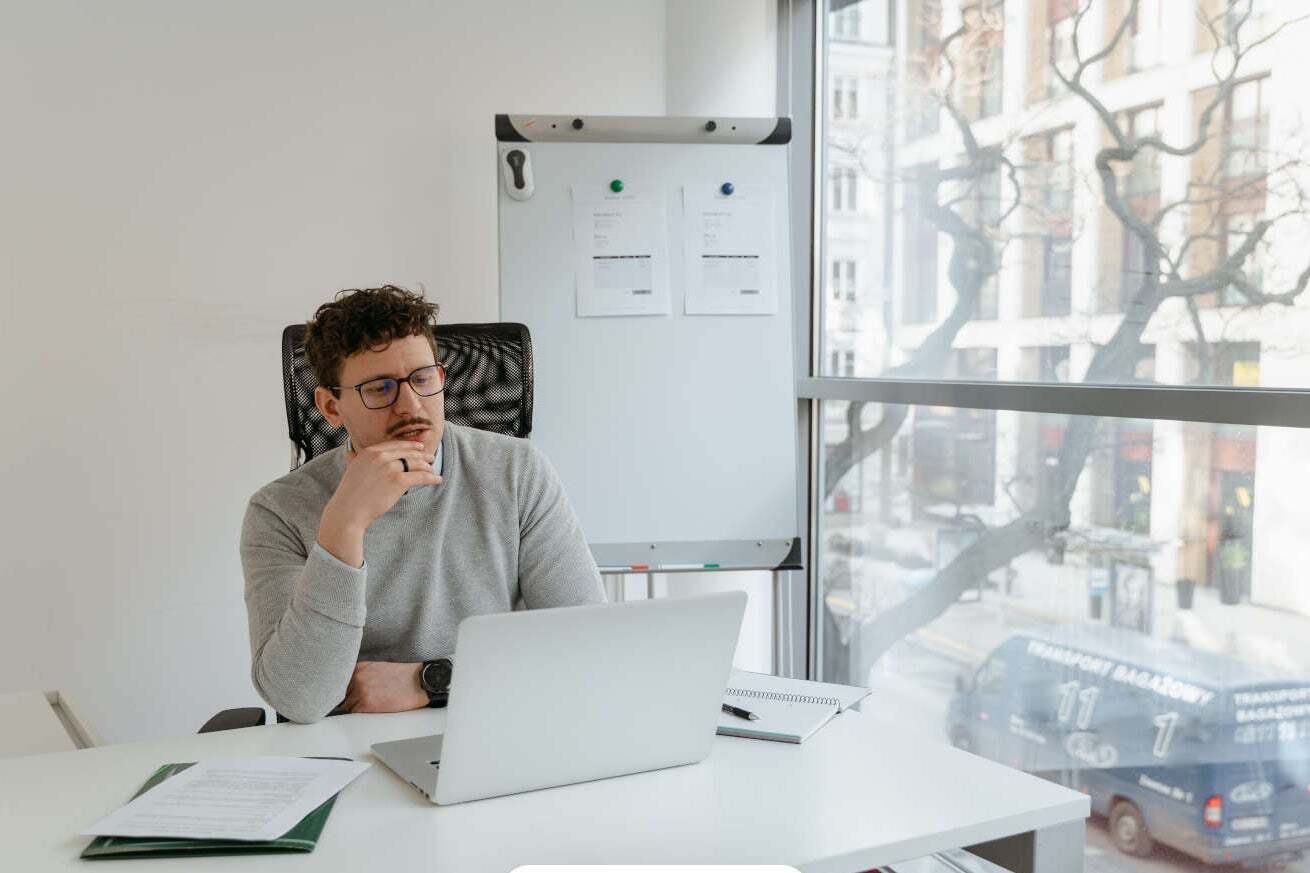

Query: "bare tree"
left=824, top=0, right=1310, bottom=683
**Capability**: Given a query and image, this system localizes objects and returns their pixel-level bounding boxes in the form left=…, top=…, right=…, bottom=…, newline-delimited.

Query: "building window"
left=1041, top=238, right=1072, bottom=316
left=829, top=348, right=856, bottom=377
left=906, top=0, right=943, bottom=139
left=1223, top=77, right=1269, bottom=183
left=830, top=168, right=859, bottom=212
left=1047, top=0, right=1078, bottom=97
left=1217, top=78, right=1269, bottom=305
left=831, top=260, right=858, bottom=302
left=960, top=1, right=1005, bottom=120
left=968, top=160, right=1003, bottom=319
left=831, top=4, right=861, bottom=40
left=832, top=76, right=860, bottom=120
left=1119, top=105, right=1162, bottom=309
left=1039, top=345, right=1070, bottom=382
left=1227, top=0, right=1274, bottom=44
left=1038, top=127, right=1074, bottom=316
left=1130, top=0, right=1163, bottom=71
left=903, top=163, right=939, bottom=324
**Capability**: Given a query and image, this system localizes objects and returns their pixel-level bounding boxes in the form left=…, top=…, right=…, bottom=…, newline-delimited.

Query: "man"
left=241, top=286, right=604, bottom=723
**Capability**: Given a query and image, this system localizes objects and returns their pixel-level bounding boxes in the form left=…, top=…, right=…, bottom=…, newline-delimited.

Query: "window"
left=1035, top=127, right=1074, bottom=317
left=812, top=11, right=1310, bottom=873
left=1214, top=78, right=1269, bottom=305
left=906, top=0, right=943, bottom=139
left=1046, top=0, right=1078, bottom=97
left=831, top=4, right=861, bottom=40
left=829, top=348, right=856, bottom=377
left=960, top=1, right=1005, bottom=120
left=1117, top=106, right=1162, bottom=309
left=1130, top=0, right=1163, bottom=71
left=831, top=260, right=858, bottom=302
left=830, top=168, right=859, bottom=212
left=1223, top=77, right=1268, bottom=182
left=1227, top=0, right=1274, bottom=44
left=1038, top=345, right=1070, bottom=382
left=832, top=76, right=860, bottom=120
left=903, top=163, right=938, bottom=324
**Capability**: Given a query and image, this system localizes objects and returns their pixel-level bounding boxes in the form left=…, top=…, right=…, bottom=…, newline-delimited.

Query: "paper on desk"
left=83, top=756, right=370, bottom=842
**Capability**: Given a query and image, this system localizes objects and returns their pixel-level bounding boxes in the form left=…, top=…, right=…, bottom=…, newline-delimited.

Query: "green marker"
left=610, top=179, right=624, bottom=193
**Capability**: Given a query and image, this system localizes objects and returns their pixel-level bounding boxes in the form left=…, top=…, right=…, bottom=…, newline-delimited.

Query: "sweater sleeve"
left=517, top=444, right=606, bottom=608
left=240, top=496, right=368, bottom=723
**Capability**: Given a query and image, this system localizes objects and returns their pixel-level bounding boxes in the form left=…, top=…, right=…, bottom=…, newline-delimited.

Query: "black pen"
left=722, top=702, right=759, bottom=721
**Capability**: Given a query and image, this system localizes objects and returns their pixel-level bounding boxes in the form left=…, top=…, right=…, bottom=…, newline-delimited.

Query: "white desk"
left=1, top=708, right=1088, bottom=872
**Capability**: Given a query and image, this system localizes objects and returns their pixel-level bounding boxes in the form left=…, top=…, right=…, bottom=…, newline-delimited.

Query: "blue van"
left=946, top=627, right=1310, bottom=867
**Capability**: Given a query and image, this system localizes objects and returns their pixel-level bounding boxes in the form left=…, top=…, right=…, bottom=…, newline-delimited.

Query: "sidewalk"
left=909, top=548, right=1310, bottom=676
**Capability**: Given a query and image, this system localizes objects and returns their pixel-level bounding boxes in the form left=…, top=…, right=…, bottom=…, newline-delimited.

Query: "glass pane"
left=818, top=400, right=1310, bottom=870
left=821, top=1, right=1307, bottom=387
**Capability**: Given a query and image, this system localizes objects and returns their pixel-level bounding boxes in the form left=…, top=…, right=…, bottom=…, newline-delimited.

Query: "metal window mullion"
left=797, top=377, right=1310, bottom=430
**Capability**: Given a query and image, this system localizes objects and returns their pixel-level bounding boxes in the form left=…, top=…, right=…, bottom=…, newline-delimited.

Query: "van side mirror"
left=955, top=672, right=973, bottom=694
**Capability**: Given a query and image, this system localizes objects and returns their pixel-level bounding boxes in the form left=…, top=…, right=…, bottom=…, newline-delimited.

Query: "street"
left=855, top=635, right=1310, bottom=873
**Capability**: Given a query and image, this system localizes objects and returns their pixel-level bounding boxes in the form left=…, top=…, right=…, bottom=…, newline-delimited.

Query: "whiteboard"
left=496, top=115, right=798, bottom=571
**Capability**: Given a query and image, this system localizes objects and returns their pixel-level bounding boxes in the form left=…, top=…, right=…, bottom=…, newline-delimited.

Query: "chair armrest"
left=198, top=707, right=267, bottom=733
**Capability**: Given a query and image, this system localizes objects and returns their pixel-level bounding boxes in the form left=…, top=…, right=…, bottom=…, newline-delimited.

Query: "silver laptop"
left=372, top=591, right=746, bottom=805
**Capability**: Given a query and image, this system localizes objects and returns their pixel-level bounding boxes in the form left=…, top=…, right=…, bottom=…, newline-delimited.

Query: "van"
left=946, top=627, right=1310, bottom=867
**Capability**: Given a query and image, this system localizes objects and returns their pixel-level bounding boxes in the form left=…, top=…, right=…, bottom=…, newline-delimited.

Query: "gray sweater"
left=240, top=423, right=605, bottom=723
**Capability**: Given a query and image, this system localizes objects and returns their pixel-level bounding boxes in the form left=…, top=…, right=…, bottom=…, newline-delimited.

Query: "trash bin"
left=1220, top=567, right=1243, bottom=605
left=1218, top=520, right=1248, bottom=606
left=1176, top=577, right=1196, bottom=610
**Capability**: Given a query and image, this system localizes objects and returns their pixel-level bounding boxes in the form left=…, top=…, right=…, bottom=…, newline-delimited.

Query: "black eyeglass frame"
left=330, top=364, right=447, bottom=410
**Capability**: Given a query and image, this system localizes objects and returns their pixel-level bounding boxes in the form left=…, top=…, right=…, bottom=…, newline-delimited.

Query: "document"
left=83, top=756, right=370, bottom=842
left=683, top=185, right=777, bottom=315
left=572, top=183, right=670, bottom=317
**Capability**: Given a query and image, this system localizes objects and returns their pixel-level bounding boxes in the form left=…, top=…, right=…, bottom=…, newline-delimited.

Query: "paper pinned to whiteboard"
left=571, top=184, right=670, bottom=318
left=683, top=185, right=777, bottom=315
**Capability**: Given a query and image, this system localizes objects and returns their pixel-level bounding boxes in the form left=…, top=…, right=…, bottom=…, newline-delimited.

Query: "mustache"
left=388, top=419, right=433, bottom=435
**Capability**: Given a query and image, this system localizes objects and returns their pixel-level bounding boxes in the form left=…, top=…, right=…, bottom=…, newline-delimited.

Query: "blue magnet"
left=720, top=182, right=735, bottom=196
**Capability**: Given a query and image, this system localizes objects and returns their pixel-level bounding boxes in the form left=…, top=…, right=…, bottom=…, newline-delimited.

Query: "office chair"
left=199, top=321, right=534, bottom=733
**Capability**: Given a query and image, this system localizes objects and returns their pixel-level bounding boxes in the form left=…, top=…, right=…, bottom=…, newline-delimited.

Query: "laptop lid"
left=433, top=591, right=746, bottom=805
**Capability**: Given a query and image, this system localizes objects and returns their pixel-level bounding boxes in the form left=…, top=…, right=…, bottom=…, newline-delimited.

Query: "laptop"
left=372, top=591, right=747, bottom=805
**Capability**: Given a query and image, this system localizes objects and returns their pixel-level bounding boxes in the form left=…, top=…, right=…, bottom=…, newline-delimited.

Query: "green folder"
left=80, top=759, right=348, bottom=861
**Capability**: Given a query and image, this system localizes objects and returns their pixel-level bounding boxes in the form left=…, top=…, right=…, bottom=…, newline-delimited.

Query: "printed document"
left=683, top=185, right=777, bottom=315
left=572, top=183, right=670, bottom=317
left=83, top=756, right=370, bottom=842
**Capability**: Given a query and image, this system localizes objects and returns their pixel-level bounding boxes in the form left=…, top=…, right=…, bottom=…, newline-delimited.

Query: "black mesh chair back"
left=281, top=322, right=534, bottom=469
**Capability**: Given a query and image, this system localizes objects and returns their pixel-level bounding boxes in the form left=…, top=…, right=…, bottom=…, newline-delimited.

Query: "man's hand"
left=340, top=661, right=429, bottom=714
left=318, top=440, right=442, bottom=567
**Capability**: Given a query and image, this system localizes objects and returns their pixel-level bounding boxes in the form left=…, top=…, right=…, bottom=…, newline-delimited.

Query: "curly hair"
left=304, top=285, right=440, bottom=391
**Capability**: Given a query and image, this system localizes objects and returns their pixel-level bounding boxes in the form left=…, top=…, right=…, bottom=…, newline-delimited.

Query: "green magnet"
left=610, top=179, right=624, bottom=193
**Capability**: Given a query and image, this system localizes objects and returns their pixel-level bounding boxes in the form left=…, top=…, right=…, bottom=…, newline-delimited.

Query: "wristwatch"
left=419, top=658, right=453, bottom=708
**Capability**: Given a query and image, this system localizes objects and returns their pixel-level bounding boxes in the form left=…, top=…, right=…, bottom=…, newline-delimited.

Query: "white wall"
left=0, top=0, right=668, bottom=743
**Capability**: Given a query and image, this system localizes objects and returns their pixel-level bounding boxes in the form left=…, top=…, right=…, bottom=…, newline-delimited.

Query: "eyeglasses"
left=333, top=364, right=447, bottom=410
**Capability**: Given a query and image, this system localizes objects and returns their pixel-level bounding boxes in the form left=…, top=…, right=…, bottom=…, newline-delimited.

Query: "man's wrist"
left=317, top=506, right=367, bottom=568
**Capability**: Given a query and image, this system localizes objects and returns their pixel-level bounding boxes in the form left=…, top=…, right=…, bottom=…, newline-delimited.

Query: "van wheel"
left=949, top=727, right=974, bottom=754
left=1109, top=800, right=1153, bottom=858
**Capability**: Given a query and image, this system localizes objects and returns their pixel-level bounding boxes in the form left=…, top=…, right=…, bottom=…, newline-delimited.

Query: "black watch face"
left=423, top=659, right=453, bottom=694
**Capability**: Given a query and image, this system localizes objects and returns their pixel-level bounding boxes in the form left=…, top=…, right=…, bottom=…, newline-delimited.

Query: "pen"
left=722, top=702, right=759, bottom=721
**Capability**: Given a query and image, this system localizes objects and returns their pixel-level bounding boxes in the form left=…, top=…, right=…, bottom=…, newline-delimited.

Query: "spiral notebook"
left=716, top=670, right=870, bottom=744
